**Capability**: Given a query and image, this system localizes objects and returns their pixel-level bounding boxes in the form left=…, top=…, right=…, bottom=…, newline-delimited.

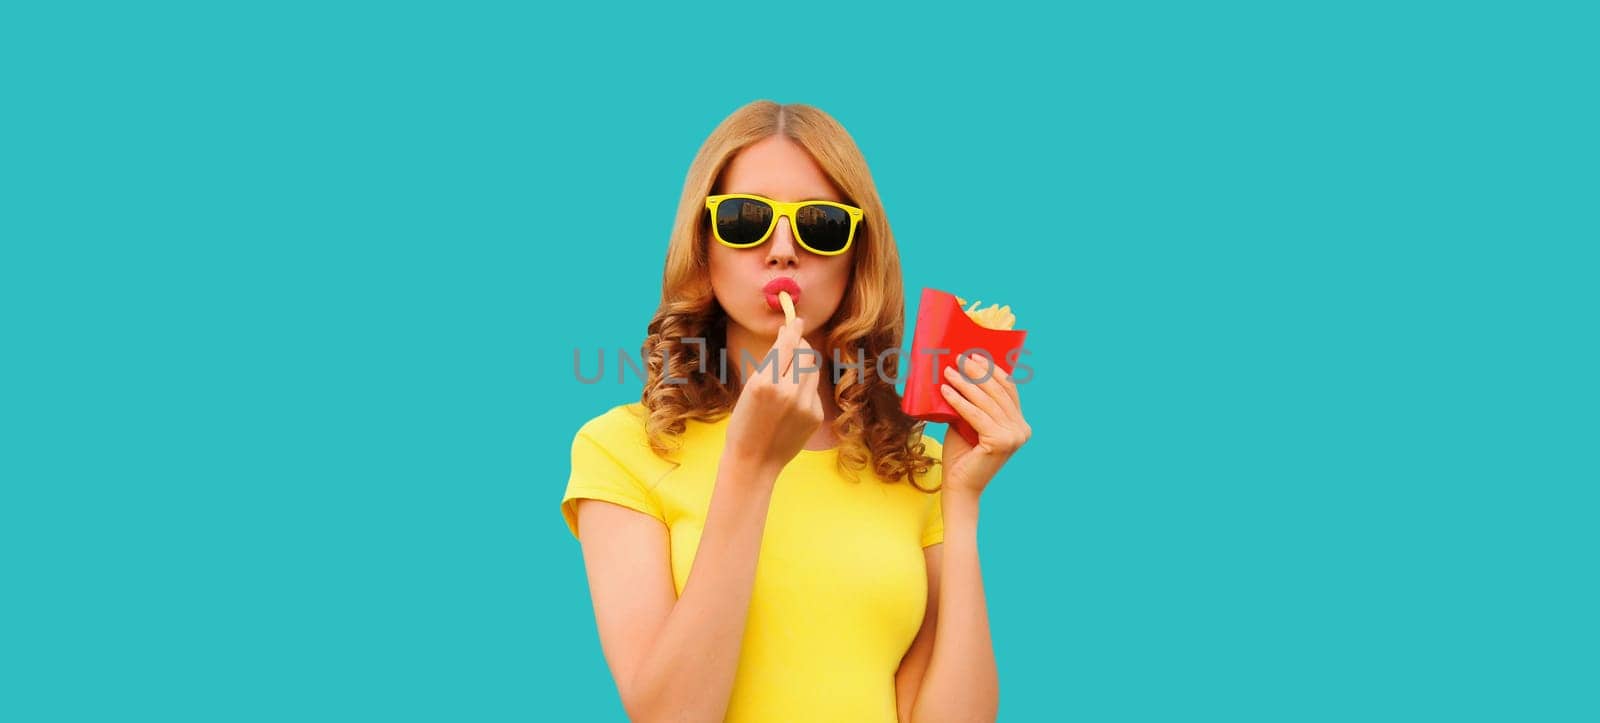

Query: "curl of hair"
left=639, top=100, right=939, bottom=490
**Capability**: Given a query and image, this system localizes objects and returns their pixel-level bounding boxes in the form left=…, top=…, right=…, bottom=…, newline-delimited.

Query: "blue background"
left=4, top=1, right=1594, bottom=721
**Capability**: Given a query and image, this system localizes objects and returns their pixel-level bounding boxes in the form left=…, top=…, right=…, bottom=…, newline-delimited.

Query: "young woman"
left=559, top=100, right=1030, bottom=722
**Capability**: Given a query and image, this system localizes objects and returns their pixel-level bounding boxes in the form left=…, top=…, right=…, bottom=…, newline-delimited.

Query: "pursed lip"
left=762, top=277, right=802, bottom=310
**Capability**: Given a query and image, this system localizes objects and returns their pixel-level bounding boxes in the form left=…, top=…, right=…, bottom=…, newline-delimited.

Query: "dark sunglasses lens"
left=714, top=198, right=774, bottom=246
left=796, top=205, right=853, bottom=253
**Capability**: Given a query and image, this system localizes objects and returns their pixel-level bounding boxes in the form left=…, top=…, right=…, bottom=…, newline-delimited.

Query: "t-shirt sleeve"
left=921, top=488, right=945, bottom=547
left=917, top=434, right=945, bottom=548
left=559, top=406, right=669, bottom=541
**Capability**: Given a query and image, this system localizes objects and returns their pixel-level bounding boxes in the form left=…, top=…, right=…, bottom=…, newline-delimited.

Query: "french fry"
left=954, top=295, right=1016, bottom=330
left=778, top=290, right=796, bottom=324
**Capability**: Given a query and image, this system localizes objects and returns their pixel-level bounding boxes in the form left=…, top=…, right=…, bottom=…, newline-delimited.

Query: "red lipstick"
left=762, top=277, right=802, bottom=311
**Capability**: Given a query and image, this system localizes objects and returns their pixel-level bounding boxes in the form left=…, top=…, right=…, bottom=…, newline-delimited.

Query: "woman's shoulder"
left=570, top=401, right=679, bottom=482
left=907, top=431, right=945, bottom=491
left=913, top=430, right=944, bottom=465
left=575, top=402, right=649, bottom=441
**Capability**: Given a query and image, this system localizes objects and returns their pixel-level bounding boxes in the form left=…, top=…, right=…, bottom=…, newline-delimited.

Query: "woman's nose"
left=765, top=217, right=799, bottom=269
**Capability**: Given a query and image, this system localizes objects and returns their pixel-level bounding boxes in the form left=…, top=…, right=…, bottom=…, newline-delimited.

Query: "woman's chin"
left=727, top=313, right=783, bottom=340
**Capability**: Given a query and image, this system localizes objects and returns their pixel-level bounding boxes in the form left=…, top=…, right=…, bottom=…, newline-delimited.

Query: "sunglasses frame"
left=704, top=193, right=864, bottom=257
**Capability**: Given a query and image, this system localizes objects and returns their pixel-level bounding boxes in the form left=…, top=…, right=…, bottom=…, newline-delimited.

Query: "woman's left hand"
left=939, top=352, right=1031, bottom=497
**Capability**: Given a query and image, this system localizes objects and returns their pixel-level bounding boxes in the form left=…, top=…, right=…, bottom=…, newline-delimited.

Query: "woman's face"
left=708, top=135, right=855, bottom=340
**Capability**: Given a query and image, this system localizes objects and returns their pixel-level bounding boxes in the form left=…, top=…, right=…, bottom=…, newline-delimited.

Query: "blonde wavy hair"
left=638, top=100, right=939, bottom=490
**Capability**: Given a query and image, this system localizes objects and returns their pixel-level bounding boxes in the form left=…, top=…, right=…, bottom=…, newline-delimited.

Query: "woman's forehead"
left=720, top=137, right=843, bottom=202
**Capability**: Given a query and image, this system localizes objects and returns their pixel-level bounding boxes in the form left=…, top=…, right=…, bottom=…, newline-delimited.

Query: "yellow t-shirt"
left=560, top=402, right=944, bottom=723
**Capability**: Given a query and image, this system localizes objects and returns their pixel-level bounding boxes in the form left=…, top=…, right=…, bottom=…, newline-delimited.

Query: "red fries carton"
left=901, top=287, right=1028, bottom=446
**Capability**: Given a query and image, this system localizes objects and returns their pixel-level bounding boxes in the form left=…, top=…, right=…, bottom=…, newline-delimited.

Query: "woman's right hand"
left=723, top=315, right=824, bottom=479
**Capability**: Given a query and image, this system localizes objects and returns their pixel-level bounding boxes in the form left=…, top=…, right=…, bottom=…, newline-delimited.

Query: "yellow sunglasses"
left=705, top=193, right=864, bottom=256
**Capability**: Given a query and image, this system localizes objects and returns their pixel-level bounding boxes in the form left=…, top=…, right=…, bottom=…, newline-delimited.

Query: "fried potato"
left=778, top=291, right=796, bottom=324
left=954, top=295, right=1016, bottom=330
